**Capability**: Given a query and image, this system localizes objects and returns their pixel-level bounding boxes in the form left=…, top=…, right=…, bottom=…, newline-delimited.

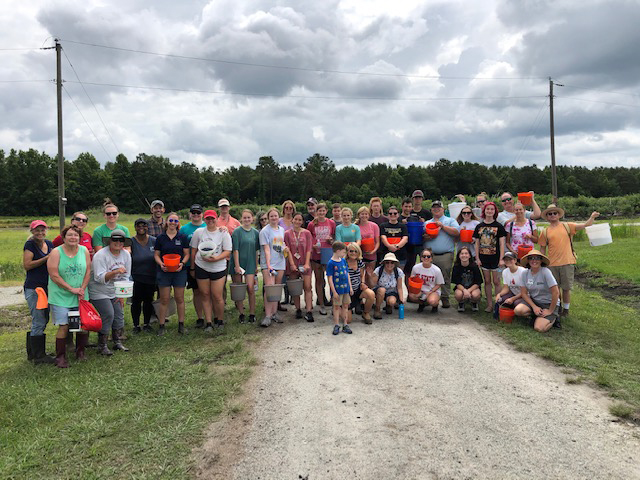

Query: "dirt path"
left=0, top=286, right=25, bottom=308
left=196, top=308, right=640, bottom=479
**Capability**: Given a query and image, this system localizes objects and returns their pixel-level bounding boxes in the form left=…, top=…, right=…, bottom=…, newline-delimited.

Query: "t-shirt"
left=538, top=222, right=578, bottom=266
left=230, top=227, right=260, bottom=274
left=373, top=266, right=404, bottom=293
left=155, top=232, right=189, bottom=263
left=91, top=224, right=131, bottom=248
left=410, top=263, right=445, bottom=293
left=53, top=232, right=93, bottom=257
left=507, top=220, right=537, bottom=252
left=347, top=259, right=365, bottom=291
left=457, top=220, right=479, bottom=256
left=357, top=221, right=379, bottom=261
left=307, top=219, right=336, bottom=261
left=523, top=267, right=557, bottom=305
left=284, top=228, right=313, bottom=270
left=217, top=215, right=241, bottom=235
left=412, top=208, right=432, bottom=222
left=88, top=247, right=132, bottom=300
left=380, top=222, right=409, bottom=261
left=473, top=221, right=507, bottom=263
left=502, top=266, right=526, bottom=295
left=190, top=228, right=232, bottom=273
left=23, top=239, right=54, bottom=290
left=335, top=223, right=361, bottom=244
left=423, top=216, right=460, bottom=254
left=303, top=213, right=315, bottom=229
left=451, top=263, right=483, bottom=289
left=130, top=235, right=157, bottom=284
left=259, top=225, right=286, bottom=271
left=497, top=209, right=533, bottom=226
left=326, top=258, right=350, bottom=295
left=278, top=218, right=294, bottom=232
left=179, top=222, right=206, bottom=267
left=370, top=214, right=389, bottom=227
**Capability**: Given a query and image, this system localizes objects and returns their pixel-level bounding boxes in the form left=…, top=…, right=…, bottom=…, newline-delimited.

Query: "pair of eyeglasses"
left=462, top=211, right=472, bottom=215
left=73, top=217, right=88, bottom=222
left=547, top=211, right=559, bottom=216
left=476, top=200, right=485, bottom=204
left=284, top=206, right=293, bottom=209
left=528, top=256, right=542, bottom=261
left=168, top=219, right=180, bottom=223
left=421, top=254, right=432, bottom=258
left=191, top=211, right=202, bottom=215
left=105, top=211, right=118, bottom=216
left=388, top=212, right=398, bottom=215
left=501, top=197, right=512, bottom=202
left=111, top=238, right=125, bottom=243
left=348, top=250, right=358, bottom=253
left=260, top=217, right=268, bottom=222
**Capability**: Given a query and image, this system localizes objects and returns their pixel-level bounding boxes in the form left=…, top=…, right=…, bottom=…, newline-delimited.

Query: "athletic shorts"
left=549, top=264, right=575, bottom=290
left=156, top=269, right=187, bottom=288
left=195, top=265, right=226, bottom=281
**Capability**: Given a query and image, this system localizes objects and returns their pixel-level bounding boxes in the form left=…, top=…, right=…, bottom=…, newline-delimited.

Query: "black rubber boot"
left=26, top=331, right=33, bottom=361
left=112, top=329, right=129, bottom=352
left=31, top=334, right=55, bottom=365
left=97, top=333, right=113, bottom=356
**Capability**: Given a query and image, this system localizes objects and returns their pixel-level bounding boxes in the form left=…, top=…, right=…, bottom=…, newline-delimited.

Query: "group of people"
left=23, top=191, right=600, bottom=366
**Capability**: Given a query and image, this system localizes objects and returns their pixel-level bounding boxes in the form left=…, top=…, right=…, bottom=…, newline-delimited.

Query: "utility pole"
left=549, top=77, right=563, bottom=205
left=56, top=39, right=66, bottom=231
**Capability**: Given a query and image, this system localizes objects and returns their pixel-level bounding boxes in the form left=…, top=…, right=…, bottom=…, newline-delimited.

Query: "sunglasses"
left=383, top=261, right=395, bottom=264
left=388, top=212, right=398, bottom=215
left=501, top=198, right=512, bottom=202
left=190, top=211, right=202, bottom=215
left=476, top=200, right=485, bottom=204
left=462, top=211, right=472, bottom=215
left=111, top=237, right=125, bottom=243
left=547, top=211, right=559, bottom=216
left=528, top=256, right=542, bottom=261
left=348, top=250, right=358, bottom=253
left=421, top=254, right=432, bottom=258
left=168, top=218, right=180, bottom=223
left=105, top=211, right=118, bottom=216
left=73, top=217, right=88, bottom=222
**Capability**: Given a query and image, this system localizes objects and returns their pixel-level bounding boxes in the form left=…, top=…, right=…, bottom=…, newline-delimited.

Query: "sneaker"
left=277, top=303, right=288, bottom=312
left=441, top=298, right=450, bottom=308
left=248, top=314, right=256, bottom=323
left=305, top=312, right=315, bottom=322
left=260, top=316, right=272, bottom=328
left=217, top=320, right=225, bottom=328
left=272, top=313, right=284, bottom=324
left=204, top=324, right=214, bottom=333
left=417, top=303, right=426, bottom=313
left=362, top=312, right=372, bottom=324
left=342, top=324, right=353, bottom=334
left=143, top=324, right=153, bottom=333
left=373, top=309, right=382, bottom=320
left=239, top=314, right=245, bottom=324
left=295, top=309, right=303, bottom=319
left=133, top=326, right=142, bottom=334
left=319, top=306, right=327, bottom=315
left=471, top=303, right=479, bottom=312
left=324, top=298, right=332, bottom=307
left=560, top=308, right=569, bottom=317
left=332, top=325, right=340, bottom=335
left=457, top=302, right=465, bottom=313
left=431, top=306, right=438, bottom=313
left=178, top=323, right=187, bottom=335
left=195, top=318, right=205, bottom=329
left=354, top=303, right=363, bottom=315
left=385, top=304, right=392, bottom=315
left=157, top=326, right=166, bottom=336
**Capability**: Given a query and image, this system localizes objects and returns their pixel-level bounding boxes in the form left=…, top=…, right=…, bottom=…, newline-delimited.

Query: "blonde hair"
left=355, top=206, right=370, bottom=225
left=313, top=203, right=328, bottom=225
left=369, top=197, right=383, bottom=214
left=281, top=200, right=296, bottom=216
left=241, top=209, right=254, bottom=218
left=346, top=242, right=363, bottom=260
left=102, top=198, right=118, bottom=213
left=341, top=207, right=353, bottom=217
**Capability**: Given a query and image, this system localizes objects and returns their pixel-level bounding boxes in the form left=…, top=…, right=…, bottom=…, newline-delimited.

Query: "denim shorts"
left=51, top=304, right=79, bottom=326
left=156, top=269, right=187, bottom=288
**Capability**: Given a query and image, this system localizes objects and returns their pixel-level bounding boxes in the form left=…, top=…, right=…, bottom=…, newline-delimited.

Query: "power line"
left=64, top=80, right=546, bottom=102
left=560, top=83, right=640, bottom=98
left=0, top=79, right=51, bottom=83
left=512, top=97, right=550, bottom=166
left=59, top=38, right=546, bottom=81
left=557, top=96, right=640, bottom=109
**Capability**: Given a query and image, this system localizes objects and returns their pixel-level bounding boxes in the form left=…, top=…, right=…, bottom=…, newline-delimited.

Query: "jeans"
left=91, top=298, right=124, bottom=334
left=25, top=288, right=49, bottom=336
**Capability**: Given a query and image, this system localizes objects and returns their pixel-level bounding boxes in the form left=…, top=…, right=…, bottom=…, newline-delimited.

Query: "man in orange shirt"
left=217, top=198, right=241, bottom=234
left=538, top=204, right=599, bottom=324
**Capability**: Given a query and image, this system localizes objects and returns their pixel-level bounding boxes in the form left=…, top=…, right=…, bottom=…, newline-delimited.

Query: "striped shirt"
left=348, top=259, right=365, bottom=291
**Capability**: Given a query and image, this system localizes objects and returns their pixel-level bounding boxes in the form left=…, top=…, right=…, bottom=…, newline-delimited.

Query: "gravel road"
left=196, top=308, right=640, bottom=479
left=0, top=286, right=25, bottom=308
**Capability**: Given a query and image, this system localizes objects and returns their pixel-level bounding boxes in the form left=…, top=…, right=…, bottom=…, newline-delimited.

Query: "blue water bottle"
left=399, top=303, right=405, bottom=320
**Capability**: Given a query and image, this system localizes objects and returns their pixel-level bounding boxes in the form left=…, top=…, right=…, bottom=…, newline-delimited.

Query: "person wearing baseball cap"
left=179, top=204, right=207, bottom=329
left=217, top=199, right=240, bottom=234
left=24, top=219, right=55, bottom=364
left=494, top=251, right=527, bottom=317
left=403, top=191, right=432, bottom=287
left=303, top=197, right=318, bottom=227
left=130, top=219, right=157, bottom=333
left=148, top=200, right=166, bottom=237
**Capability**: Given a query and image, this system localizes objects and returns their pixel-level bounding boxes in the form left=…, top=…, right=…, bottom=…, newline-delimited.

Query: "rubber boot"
left=97, top=333, right=113, bottom=356
left=65, top=331, right=75, bottom=351
left=75, top=332, right=89, bottom=361
left=54, top=337, right=69, bottom=368
left=26, top=331, right=33, bottom=361
left=31, top=334, right=55, bottom=365
left=112, top=329, right=129, bottom=352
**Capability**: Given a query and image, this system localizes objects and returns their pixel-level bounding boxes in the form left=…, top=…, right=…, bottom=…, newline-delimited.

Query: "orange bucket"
left=499, top=307, right=515, bottom=324
left=459, top=229, right=474, bottom=243
left=408, top=276, right=423, bottom=295
left=425, top=224, right=440, bottom=238
left=163, top=254, right=181, bottom=272
left=387, top=237, right=402, bottom=245
left=517, top=245, right=533, bottom=259
left=517, top=192, right=532, bottom=205
left=361, top=237, right=375, bottom=253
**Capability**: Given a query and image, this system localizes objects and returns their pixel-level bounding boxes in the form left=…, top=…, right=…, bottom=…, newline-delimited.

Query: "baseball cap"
left=218, top=198, right=230, bottom=207
left=306, top=197, right=318, bottom=205
left=503, top=251, right=517, bottom=260
left=30, top=220, right=48, bottom=230
left=103, top=229, right=132, bottom=247
left=412, top=190, right=424, bottom=198
left=203, top=210, right=218, bottom=219
left=190, top=204, right=203, bottom=213
left=150, top=200, right=164, bottom=208
left=134, top=218, right=149, bottom=226
left=431, top=200, right=443, bottom=208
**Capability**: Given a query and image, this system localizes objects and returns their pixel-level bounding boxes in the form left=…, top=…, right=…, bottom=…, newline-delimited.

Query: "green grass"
left=475, top=285, right=640, bottom=421
left=574, top=237, right=640, bottom=284
left=0, top=290, right=260, bottom=479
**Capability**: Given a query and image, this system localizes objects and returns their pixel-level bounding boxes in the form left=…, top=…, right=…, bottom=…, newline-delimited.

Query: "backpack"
left=541, top=222, right=576, bottom=260
left=509, top=218, right=534, bottom=237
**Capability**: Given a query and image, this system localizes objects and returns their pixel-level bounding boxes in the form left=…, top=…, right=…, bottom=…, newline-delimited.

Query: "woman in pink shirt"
left=355, top=206, right=380, bottom=287
left=285, top=213, right=314, bottom=321
left=307, top=203, right=336, bottom=315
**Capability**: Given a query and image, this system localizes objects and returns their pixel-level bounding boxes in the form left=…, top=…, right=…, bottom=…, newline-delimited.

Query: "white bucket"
left=198, top=241, right=217, bottom=259
left=448, top=202, right=467, bottom=220
left=585, top=223, right=612, bottom=247
left=114, top=280, right=134, bottom=298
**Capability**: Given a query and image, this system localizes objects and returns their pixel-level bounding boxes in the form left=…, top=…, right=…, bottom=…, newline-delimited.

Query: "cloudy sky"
left=1, top=0, right=639, bottom=171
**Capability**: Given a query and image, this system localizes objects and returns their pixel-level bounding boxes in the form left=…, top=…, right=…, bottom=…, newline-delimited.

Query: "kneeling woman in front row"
left=516, top=250, right=560, bottom=332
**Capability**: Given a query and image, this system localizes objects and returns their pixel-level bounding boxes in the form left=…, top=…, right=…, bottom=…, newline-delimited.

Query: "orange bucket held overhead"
left=408, top=276, right=423, bottom=295
left=459, top=229, right=474, bottom=243
left=499, top=307, right=515, bottom=324
left=35, top=287, right=48, bottom=309
left=425, top=223, right=440, bottom=238
left=517, top=192, right=532, bottom=205
left=163, top=254, right=181, bottom=272
left=361, top=238, right=375, bottom=253
left=517, top=245, right=533, bottom=259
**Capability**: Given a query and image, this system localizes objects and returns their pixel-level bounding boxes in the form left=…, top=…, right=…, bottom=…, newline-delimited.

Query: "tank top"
left=47, top=245, right=89, bottom=307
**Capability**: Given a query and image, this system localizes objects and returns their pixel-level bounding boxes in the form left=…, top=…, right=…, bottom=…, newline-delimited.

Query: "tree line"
left=1, top=148, right=639, bottom=216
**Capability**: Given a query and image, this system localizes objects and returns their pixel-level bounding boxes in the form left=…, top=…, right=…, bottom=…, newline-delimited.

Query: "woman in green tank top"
left=47, top=225, right=91, bottom=368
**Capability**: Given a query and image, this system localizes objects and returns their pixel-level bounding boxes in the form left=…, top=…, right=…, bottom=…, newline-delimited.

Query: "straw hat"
left=541, top=204, right=565, bottom=219
left=520, top=249, right=550, bottom=268
left=382, top=252, right=399, bottom=263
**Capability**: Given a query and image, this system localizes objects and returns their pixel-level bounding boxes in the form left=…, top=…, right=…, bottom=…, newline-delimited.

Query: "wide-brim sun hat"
left=382, top=252, right=399, bottom=263
left=103, top=229, right=132, bottom=247
left=520, top=249, right=550, bottom=268
left=541, top=204, right=565, bottom=219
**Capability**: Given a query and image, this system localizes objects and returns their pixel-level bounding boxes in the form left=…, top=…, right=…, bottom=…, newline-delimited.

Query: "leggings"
left=131, top=281, right=156, bottom=326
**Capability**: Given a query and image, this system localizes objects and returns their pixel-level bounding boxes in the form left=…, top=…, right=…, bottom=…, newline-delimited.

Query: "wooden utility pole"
left=56, top=39, right=66, bottom=231
left=549, top=77, right=558, bottom=204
